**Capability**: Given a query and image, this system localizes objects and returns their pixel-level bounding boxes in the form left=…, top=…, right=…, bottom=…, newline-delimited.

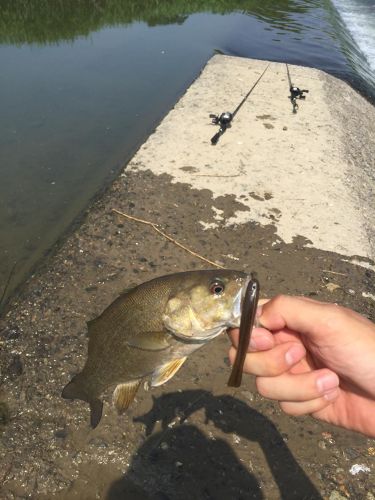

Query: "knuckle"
left=255, top=377, right=271, bottom=398
left=268, top=363, right=284, bottom=377
left=271, top=294, right=288, bottom=308
left=321, top=305, right=348, bottom=335
left=279, top=401, right=302, bottom=417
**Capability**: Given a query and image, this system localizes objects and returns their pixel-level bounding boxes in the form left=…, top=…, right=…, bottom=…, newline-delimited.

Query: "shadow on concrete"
left=107, top=390, right=321, bottom=500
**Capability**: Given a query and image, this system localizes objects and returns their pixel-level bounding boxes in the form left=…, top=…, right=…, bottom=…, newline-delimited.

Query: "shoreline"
left=0, top=55, right=374, bottom=498
left=1, top=53, right=374, bottom=313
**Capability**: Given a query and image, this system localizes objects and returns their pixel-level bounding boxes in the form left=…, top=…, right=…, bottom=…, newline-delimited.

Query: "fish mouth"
left=227, top=275, right=252, bottom=328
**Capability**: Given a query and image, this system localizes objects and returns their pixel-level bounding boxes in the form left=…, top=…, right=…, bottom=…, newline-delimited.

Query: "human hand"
left=229, top=295, right=375, bottom=437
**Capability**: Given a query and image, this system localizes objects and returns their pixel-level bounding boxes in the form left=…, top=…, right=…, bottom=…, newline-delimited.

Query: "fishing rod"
left=286, top=63, right=309, bottom=113
left=209, top=64, right=269, bottom=145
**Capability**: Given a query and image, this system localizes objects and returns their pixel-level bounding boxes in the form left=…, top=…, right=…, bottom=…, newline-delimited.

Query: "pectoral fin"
left=151, top=357, right=187, bottom=387
left=113, top=379, right=142, bottom=414
left=127, top=332, right=171, bottom=351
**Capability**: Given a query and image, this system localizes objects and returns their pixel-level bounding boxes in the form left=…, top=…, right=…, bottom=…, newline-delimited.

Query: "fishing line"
left=286, top=63, right=309, bottom=113
left=209, top=64, right=269, bottom=145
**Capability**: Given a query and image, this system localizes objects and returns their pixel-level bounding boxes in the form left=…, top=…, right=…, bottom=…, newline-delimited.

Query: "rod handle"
left=211, top=131, right=222, bottom=145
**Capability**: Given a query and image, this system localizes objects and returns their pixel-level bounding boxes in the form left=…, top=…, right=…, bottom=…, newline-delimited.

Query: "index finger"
left=258, top=294, right=364, bottom=343
left=228, top=327, right=275, bottom=351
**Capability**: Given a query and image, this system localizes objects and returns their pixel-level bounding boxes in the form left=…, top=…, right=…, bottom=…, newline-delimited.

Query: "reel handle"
left=209, top=114, right=219, bottom=124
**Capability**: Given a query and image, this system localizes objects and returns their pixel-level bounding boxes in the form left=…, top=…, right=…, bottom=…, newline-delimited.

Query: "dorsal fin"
left=86, top=316, right=103, bottom=339
left=119, top=284, right=137, bottom=295
left=86, top=284, right=138, bottom=338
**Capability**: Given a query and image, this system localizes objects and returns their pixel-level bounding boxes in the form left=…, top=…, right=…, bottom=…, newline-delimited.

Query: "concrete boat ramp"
left=0, top=56, right=374, bottom=499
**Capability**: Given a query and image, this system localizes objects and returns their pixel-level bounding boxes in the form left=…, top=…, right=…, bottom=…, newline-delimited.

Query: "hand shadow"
left=107, top=390, right=321, bottom=500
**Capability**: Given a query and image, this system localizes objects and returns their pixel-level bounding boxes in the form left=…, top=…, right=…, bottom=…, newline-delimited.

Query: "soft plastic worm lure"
left=228, top=278, right=260, bottom=387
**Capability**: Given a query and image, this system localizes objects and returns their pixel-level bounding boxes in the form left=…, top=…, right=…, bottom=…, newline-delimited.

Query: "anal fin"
left=151, top=357, right=187, bottom=387
left=113, top=379, right=142, bottom=414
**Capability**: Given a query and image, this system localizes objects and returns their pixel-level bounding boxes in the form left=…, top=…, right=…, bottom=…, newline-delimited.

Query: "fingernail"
left=249, top=332, right=273, bottom=350
left=323, top=388, right=339, bottom=401
left=316, top=373, right=339, bottom=394
left=285, top=344, right=305, bottom=366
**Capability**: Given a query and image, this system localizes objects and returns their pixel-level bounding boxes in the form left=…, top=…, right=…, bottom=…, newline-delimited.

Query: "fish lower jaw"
left=227, top=316, right=241, bottom=328
left=170, top=326, right=226, bottom=343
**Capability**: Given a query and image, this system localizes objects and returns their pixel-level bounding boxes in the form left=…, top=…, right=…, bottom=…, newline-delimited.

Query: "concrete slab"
left=130, top=55, right=374, bottom=261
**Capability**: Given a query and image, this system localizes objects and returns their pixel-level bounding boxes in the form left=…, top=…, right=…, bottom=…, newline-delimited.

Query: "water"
left=331, top=0, right=375, bottom=87
left=0, top=0, right=374, bottom=304
left=332, top=0, right=375, bottom=84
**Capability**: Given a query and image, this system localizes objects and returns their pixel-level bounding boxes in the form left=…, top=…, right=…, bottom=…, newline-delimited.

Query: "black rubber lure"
left=228, top=278, right=260, bottom=387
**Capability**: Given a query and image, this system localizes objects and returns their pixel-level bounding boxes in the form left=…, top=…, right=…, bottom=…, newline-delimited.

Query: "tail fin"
left=62, top=376, right=103, bottom=429
left=89, top=399, right=104, bottom=429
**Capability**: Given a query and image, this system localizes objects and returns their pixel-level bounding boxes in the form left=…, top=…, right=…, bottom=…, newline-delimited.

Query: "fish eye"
left=210, top=280, right=225, bottom=295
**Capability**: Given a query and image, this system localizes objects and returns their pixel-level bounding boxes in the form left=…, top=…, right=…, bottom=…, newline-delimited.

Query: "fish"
left=227, top=278, right=259, bottom=387
left=62, top=269, right=250, bottom=428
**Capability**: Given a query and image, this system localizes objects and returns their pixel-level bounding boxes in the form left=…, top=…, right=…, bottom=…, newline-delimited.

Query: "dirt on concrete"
left=0, top=55, right=374, bottom=499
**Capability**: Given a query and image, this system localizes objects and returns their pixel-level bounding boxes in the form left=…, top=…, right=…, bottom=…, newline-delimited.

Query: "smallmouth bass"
left=62, top=269, right=250, bottom=427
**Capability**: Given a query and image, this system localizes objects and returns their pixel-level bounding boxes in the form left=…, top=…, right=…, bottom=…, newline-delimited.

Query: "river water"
left=0, top=0, right=374, bottom=303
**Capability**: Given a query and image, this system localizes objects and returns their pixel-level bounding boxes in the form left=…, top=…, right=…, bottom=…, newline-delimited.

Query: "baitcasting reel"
left=209, top=112, right=233, bottom=144
left=289, top=86, right=309, bottom=112
left=209, top=111, right=233, bottom=127
left=208, top=64, right=269, bottom=144
left=290, top=86, right=309, bottom=101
